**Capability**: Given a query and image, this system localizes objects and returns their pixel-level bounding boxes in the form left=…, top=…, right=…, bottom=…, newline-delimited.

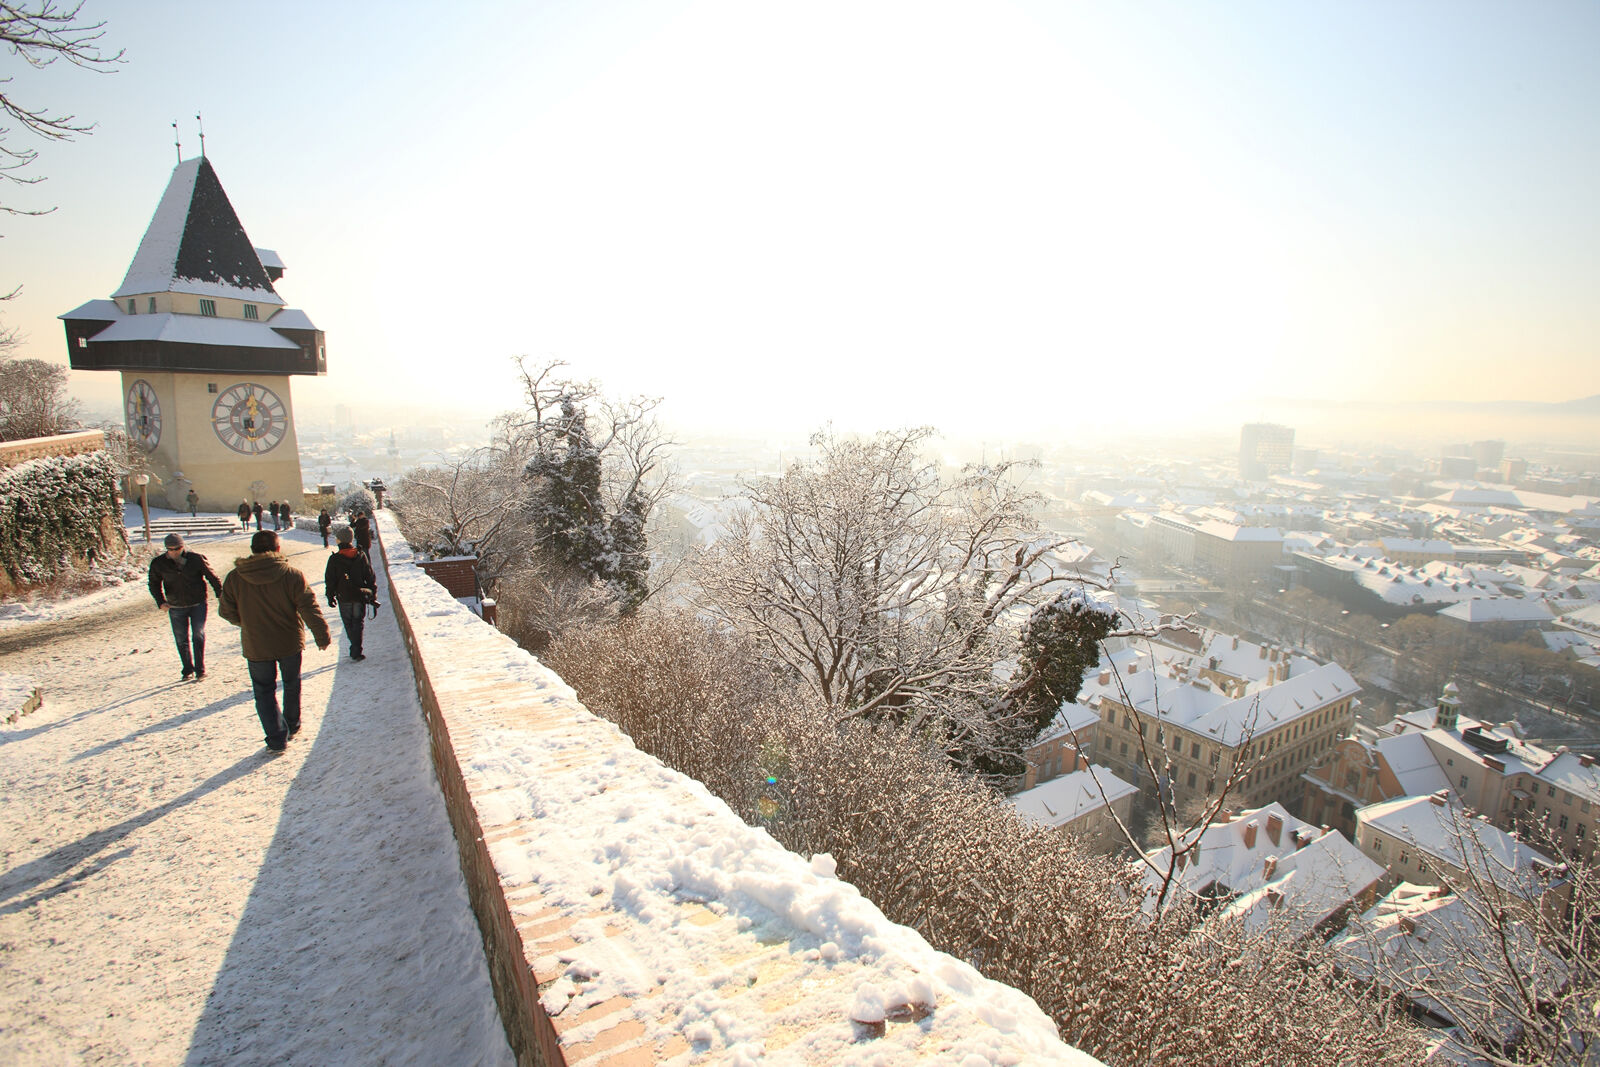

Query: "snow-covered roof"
left=1374, top=733, right=1452, bottom=796
left=112, top=157, right=284, bottom=305
left=1537, top=751, right=1600, bottom=805
left=1329, top=882, right=1566, bottom=1040
left=1076, top=658, right=1357, bottom=747
left=64, top=308, right=300, bottom=349
left=1356, top=794, right=1557, bottom=887
left=1195, top=520, right=1282, bottom=543
left=1435, top=598, right=1553, bottom=624
left=1008, top=766, right=1137, bottom=831
left=1142, top=803, right=1384, bottom=937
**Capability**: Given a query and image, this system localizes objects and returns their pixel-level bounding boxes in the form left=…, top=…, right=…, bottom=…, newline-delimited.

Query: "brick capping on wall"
left=0, top=429, right=106, bottom=468
left=372, top=510, right=1101, bottom=1066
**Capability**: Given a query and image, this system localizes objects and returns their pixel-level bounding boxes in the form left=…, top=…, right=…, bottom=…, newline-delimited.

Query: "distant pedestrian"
left=278, top=501, right=292, bottom=530
left=218, top=531, right=331, bottom=752
left=252, top=501, right=263, bottom=530
left=352, top=510, right=372, bottom=556
left=186, top=489, right=200, bottom=517
left=237, top=501, right=252, bottom=532
left=269, top=500, right=280, bottom=530
left=317, top=509, right=332, bottom=548
left=326, top=527, right=377, bottom=661
left=148, top=533, right=223, bottom=682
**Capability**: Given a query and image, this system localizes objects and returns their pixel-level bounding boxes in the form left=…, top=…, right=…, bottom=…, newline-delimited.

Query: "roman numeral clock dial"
left=125, top=379, right=162, bottom=450
left=211, top=382, right=288, bottom=455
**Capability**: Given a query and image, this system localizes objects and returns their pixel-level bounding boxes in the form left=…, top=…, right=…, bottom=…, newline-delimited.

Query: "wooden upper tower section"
left=60, top=157, right=326, bottom=377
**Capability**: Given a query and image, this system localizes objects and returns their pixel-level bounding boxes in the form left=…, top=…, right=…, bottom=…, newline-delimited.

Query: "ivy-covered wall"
left=0, top=450, right=127, bottom=585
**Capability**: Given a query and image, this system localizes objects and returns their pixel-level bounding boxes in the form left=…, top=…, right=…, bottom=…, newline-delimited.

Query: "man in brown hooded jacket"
left=219, top=531, right=332, bottom=751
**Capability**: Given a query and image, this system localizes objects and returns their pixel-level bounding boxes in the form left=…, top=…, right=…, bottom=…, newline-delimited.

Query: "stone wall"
left=0, top=429, right=105, bottom=468
left=374, top=510, right=1099, bottom=1066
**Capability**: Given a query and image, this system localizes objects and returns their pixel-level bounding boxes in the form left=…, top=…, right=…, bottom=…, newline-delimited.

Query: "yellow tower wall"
left=121, top=371, right=306, bottom=512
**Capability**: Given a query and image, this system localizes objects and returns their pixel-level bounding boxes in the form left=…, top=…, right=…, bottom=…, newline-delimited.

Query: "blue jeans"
left=247, top=652, right=303, bottom=746
left=168, top=602, right=207, bottom=675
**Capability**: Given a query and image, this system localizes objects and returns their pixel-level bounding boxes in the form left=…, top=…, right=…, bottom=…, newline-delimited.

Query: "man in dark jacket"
left=148, top=533, right=223, bottom=681
left=317, top=509, right=333, bottom=547
left=325, top=527, right=377, bottom=661
left=237, top=501, right=252, bottom=532
left=352, top=510, right=373, bottom=556
left=252, top=501, right=264, bottom=530
left=219, top=531, right=331, bottom=751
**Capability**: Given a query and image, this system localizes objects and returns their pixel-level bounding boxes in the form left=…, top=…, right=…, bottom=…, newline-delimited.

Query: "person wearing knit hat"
left=147, top=532, right=223, bottom=681
left=325, top=526, right=377, bottom=662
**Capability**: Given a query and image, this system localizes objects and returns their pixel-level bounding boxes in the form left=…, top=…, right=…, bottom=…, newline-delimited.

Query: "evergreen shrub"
left=0, top=450, right=126, bottom=586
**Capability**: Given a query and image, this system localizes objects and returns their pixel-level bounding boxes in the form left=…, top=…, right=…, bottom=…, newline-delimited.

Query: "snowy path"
left=0, top=527, right=514, bottom=1066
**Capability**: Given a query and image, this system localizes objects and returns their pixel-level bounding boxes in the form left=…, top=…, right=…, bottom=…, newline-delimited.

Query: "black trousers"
left=338, top=599, right=366, bottom=657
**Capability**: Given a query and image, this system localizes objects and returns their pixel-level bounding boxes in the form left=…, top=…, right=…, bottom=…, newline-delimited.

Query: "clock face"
left=211, top=382, right=288, bottom=455
left=125, top=379, right=162, bottom=450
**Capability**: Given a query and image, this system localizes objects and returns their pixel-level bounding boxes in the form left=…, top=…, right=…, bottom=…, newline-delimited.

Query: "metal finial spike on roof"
left=196, top=111, right=206, bottom=158
left=172, top=120, right=181, bottom=164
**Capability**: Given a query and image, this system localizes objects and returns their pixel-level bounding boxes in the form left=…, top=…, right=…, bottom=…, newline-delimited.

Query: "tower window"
left=207, top=383, right=218, bottom=394
left=148, top=297, right=157, bottom=313
left=76, top=336, right=87, bottom=349
left=199, top=299, right=217, bottom=317
left=128, top=299, right=137, bottom=314
left=243, top=304, right=258, bottom=320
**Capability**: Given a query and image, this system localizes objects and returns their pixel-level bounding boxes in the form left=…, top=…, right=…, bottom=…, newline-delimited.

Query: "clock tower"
left=61, top=156, right=325, bottom=510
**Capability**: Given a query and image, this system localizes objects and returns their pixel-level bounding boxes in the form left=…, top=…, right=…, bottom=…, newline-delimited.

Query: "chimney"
left=1232, top=636, right=1240, bottom=651
left=1127, top=661, right=1138, bottom=675
left=1398, top=915, right=1416, bottom=936
left=1266, top=813, right=1284, bottom=846
left=1242, top=821, right=1258, bottom=849
left=1294, top=828, right=1314, bottom=850
left=1259, top=643, right=1269, bottom=660
left=1076, top=754, right=1089, bottom=773
left=1580, top=754, right=1594, bottom=768
left=1263, top=855, right=1278, bottom=879
left=1430, top=790, right=1448, bottom=807
left=1265, top=888, right=1284, bottom=909
left=1099, top=669, right=1111, bottom=686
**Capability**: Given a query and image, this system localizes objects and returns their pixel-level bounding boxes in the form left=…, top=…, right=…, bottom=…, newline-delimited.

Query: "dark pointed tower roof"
left=112, top=157, right=284, bottom=306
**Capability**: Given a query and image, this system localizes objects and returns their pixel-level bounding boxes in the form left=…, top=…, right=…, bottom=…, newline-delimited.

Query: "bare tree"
left=0, top=354, right=78, bottom=439
left=695, top=426, right=1154, bottom=774
left=393, top=448, right=530, bottom=588
left=1, top=0, right=122, bottom=225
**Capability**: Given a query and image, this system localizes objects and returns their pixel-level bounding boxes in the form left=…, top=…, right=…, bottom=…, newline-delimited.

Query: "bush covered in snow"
left=0, top=449, right=127, bottom=587
left=547, top=611, right=1425, bottom=1066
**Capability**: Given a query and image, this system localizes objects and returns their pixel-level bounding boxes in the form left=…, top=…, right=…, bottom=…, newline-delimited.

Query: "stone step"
left=129, top=516, right=245, bottom=539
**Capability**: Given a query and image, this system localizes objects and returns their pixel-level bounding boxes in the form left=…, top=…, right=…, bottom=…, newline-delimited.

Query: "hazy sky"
left=4, top=0, right=1596, bottom=438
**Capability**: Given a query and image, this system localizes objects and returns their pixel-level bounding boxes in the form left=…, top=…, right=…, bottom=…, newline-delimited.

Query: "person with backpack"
left=325, top=527, right=377, bottom=661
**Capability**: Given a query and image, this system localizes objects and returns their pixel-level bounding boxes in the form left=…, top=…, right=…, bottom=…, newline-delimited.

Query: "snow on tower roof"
left=113, top=157, right=285, bottom=305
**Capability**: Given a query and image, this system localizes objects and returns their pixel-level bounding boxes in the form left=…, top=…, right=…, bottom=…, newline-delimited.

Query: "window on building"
left=1372, top=838, right=1382, bottom=852
left=147, top=297, right=156, bottom=313
left=243, top=303, right=258, bottom=320
left=207, top=383, right=218, bottom=394
left=1559, top=814, right=1569, bottom=830
left=199, top=299, right=217, bottom=317
left=1563, top=793, right=1572, bottom=806
left=1578, top=824, right=1587, bottom=839
left=1191, top=743, right=1200, bottom=759
left=1187, top=772, right=1197, bottom=788
left=127, top=299, right=136, bottom=314
left=1398, top=850, right=1409, bottom=867
left=75, top=336, right=86, bottom=349
left=1548, top=785, right=1557, bottom=797
left=1460, top=775, right=1469, bottom=790
left=1119, top=741, right=1128, bottom=756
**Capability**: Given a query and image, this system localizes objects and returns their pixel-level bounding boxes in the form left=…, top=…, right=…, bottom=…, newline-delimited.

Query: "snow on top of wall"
left=379, top=512, right=1101, bottom=1065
